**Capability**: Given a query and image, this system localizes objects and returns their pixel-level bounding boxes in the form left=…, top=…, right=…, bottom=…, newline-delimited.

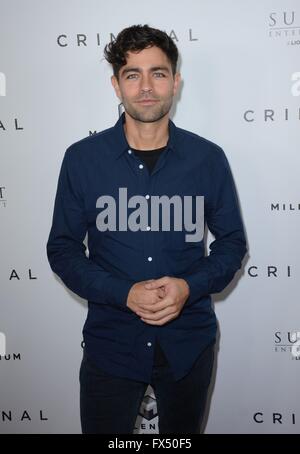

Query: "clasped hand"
left=126, top=276, right=190, bottom=326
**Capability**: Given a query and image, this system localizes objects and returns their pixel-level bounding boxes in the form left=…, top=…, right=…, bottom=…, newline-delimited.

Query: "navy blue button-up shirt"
left=46, top=112, right=247, bottom=383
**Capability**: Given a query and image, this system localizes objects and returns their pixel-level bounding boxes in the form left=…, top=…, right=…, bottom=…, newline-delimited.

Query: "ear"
left=111, top=75, right=122, bottom=100
left=173, top=72, right=181, bottom=96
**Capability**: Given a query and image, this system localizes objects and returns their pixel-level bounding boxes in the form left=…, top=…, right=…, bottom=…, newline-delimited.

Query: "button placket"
left=146, top=192, right=154, bottom=265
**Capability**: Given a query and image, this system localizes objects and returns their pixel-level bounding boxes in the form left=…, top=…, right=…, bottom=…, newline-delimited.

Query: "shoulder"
left=64, top=125, right=114, bottom=160
left=175, top=124, right=227, bottom=164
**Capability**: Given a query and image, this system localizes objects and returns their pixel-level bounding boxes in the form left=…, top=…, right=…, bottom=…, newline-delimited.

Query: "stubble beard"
left=121, top=97, right=173, bottom=123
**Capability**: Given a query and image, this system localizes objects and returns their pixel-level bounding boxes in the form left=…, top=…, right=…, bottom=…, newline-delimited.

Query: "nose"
left=141, top=88, right=153, bottom=95
left=140, top=74, right=153, bottom=94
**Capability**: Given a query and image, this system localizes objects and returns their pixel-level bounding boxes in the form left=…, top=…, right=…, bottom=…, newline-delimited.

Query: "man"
left=47, top=24, right=247, bottom=434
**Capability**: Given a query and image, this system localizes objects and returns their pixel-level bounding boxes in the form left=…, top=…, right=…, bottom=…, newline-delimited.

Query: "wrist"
left=180, top=278, right=190, bottom=298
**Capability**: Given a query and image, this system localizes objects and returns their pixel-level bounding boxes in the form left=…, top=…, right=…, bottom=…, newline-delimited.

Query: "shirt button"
left=145, top=194, right=150, bottom=199
left=147, top=342, right=152, bottom=347
left=128, top=149, right=132, bottom=154
left=139, top=164, right=144, bottom=169
left=146, top=226, right=151, bottom=231
left=147, top=256, right=153, bottom=261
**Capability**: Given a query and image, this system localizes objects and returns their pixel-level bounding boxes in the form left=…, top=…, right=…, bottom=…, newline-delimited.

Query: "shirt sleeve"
left=46, top=147, right=136, bottom=308
left=182, top=146, right=247, bottom=306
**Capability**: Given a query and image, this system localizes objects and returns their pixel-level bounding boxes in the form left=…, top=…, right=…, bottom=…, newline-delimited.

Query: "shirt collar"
left=111, top=112, right=184, bottom=160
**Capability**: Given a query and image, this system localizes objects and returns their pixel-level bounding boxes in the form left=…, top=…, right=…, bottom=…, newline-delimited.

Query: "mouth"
left=136, top=100, right=159, bottom=105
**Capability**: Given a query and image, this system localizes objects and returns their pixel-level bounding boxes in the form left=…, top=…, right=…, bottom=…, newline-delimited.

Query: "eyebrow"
left=120, top=66, right=171, bottom=77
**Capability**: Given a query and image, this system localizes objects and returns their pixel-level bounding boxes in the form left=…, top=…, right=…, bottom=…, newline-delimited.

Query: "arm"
left=182, top=147, right=247, bottom=306
left=46, top=147, right=135, bottom=307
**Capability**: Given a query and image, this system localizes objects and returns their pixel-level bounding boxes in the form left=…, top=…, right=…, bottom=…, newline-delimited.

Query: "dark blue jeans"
left=79, top=342, right=215, bottom=434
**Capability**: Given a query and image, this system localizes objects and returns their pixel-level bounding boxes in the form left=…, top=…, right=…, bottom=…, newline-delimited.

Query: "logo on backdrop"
left=291, top=72, right=300, bottom=96
left=0, top=118, right=24, bottom=132
left=0, top=410, right=48, bottom=424
left=56, top=29, right=199, bottom=48
left=0, top=72, right=23, bottom=131
left=0, top=186, right=7, bottom=208
left=0, top=332, right=6, bottom=356
left=134, top=390, right=158, bottom=434
left=268, top=10, right=300, bottom=46
left=247, top=265, right=292, bottom=278
left=243, top=107, right=300, bottom=123
left=271, top=202, right=300, bottom=212
left=0, top=333, right=22, bottom=362
left=0, top=72, right=6, bottom=96
left=2, top=343, right=49, bottom=427
left=253, top=412, right=297, bottom=426
left=243, top=72, right=300, bottom=123
left=274, top=331, right=300, bottom=359
left=0, top=352, right=21, bottom=361
left=8, top=269, right=37, bottom=281
left=138, top=393, right=157, bottom=421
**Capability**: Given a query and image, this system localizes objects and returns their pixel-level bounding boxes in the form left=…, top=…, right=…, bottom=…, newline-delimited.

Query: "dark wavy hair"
left=103, top=24, right=179, bottom=80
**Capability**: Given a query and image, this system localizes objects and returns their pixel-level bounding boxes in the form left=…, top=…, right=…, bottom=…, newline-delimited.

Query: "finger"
left=152, top=296, right=174, bottom=312
left=139, top=307, right=174, bottom=322
left=136, top=308, right=156, bottom=316
left=139, top=298, right=172, bottom=313
left=144, top=276, right=170, bottom=290
left=145, top=279, right=155, bottom=284
left=141, top=313, right=177, bottom=326
left=158, top=288, right=165, bottom=298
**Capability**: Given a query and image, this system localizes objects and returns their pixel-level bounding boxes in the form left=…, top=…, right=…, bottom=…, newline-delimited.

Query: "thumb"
left=145, top=276, right=169, bottom=289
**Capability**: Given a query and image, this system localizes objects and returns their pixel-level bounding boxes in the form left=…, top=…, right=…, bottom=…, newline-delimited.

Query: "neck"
left=123, top=112, right=169, bottom=150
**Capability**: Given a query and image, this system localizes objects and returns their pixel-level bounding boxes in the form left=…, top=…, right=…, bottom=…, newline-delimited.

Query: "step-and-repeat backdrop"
left=1, top=0, right=299, bottom=434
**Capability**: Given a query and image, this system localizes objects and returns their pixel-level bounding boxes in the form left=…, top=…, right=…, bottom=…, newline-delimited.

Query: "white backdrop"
left=0, top=0, right=299, bottom=434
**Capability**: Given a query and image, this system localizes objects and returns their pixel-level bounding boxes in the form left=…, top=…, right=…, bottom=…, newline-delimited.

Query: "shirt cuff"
left=103, top=275, right=136, bottom=308
left=181, top=271, right=210, bottom=306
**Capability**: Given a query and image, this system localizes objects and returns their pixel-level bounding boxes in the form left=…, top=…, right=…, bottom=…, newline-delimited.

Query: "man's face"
left=111, top=46, right=181, bottom=123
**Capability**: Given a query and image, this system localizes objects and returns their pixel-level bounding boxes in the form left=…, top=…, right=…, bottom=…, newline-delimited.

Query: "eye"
left=126, top=72, right=166, bottom=80
left=126, top=74, right=138, bottom=79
